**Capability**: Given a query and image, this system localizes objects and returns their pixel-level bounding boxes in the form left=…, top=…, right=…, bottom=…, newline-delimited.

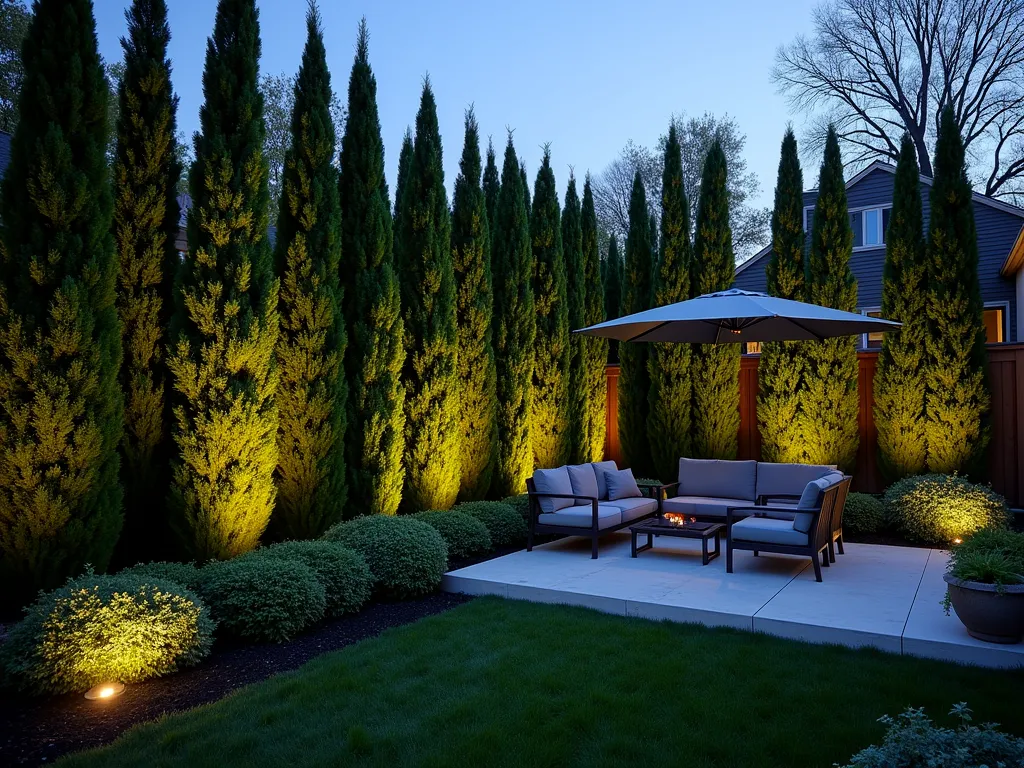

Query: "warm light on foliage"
left=883, top=474, right=1010, bottom=546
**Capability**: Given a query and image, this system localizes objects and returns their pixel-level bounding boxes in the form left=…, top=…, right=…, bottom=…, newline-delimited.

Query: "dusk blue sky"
left=93, top=0, right=820, bottom=246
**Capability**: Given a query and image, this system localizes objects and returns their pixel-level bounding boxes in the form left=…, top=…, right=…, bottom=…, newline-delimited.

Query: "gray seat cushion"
left=731, top=517, right=808, bottom=547
left=566, top=464, right=599, bottom=506
left=662, top=496, right=754, bottom=518
left=533, top=467, right=574, bottom=513
left=602, top=496, right=657, bottom=523
left=538, top=504, right=622, bottom=529
left=590, top=460, right=617, bottom=499
left=754, top=462, right=835, bottom=501
left=678, top=458, right=756, bottom=502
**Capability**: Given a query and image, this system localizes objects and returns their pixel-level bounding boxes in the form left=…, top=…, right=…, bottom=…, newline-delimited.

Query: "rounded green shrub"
left=455, top=501, right=527, bottom=547
left=257, top=541, right=372, bottom=617
left=501, top=494, right=530, bottom=522
left=119, top=561, right=203, bottom=591
left=323, top=515, right=447, bottom=600
left=883, top=474, right=1011, bottom=545
left=843, top=493, right=886, bottom=534
left=0, top=572, right=214, bottom=695
left=413, top=510, right=492, bottom=560
left=197, top=557, right=326, bottom=643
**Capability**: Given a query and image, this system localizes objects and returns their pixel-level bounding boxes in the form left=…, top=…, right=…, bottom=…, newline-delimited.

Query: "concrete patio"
left=443, top=533, right=1024, bottom=669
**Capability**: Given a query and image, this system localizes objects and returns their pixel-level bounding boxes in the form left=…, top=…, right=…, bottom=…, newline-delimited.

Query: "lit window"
left=865, top=310, right=883, bottom=349
left=984, top=307, right=1005, bottom=343
left=744, top=341, right=762, bottom=355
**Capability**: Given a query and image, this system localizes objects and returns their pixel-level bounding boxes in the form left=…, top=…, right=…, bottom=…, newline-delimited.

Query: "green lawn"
left=61, top=598, right=1023, bottom=768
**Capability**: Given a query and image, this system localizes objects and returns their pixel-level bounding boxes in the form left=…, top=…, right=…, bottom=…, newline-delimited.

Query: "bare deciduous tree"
left=774, top=0, right=1024, bottom=201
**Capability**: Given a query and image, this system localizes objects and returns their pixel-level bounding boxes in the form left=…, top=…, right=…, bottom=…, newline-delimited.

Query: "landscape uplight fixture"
left=84, top=682, right=125, bottom=701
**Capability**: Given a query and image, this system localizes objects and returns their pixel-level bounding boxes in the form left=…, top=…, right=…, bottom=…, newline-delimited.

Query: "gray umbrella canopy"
left=577, top=289, right=900, bottom=343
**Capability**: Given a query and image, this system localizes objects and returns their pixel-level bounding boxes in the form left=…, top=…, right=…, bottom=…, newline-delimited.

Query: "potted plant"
left=943, top=528, right=1024, bottom=644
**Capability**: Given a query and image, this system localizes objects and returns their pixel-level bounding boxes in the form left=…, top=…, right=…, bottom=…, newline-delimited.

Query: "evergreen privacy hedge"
left=454, top=501, right=527, bottom=548
left=843, top=493, right=886, bottom=535
left=883, top=474, right=1010, bottom=546
left=1, top=572, right=214, bottom=695
left=257, top=540, right=371, bottom=617
left=412, top=510, right=492, bottom=560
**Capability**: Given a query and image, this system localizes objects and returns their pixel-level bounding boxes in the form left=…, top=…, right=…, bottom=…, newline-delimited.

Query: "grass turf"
left=60, top=597, right=1023, bottom=767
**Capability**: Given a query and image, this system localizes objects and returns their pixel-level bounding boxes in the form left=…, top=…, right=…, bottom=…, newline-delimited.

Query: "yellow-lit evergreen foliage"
left=579, top=176, right=608, bottom=462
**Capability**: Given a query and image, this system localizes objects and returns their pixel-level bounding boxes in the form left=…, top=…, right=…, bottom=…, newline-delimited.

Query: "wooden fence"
left=604, top=342, right=1024, bottom=506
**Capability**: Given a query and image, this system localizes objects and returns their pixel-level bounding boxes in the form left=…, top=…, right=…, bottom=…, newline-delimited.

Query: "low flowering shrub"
left=839, top=703, right=1024, bottom=767
left=843, top=493, right=886, bottom=534
left=118, top=561, right=204, bottom=591
left=883, top=474, right=1010, bottom=545
left=257, top=541, right=372, bottom=617
left=197, top=557, right=326, bottom=643
left=413, top=510, right=492, bottom=560
left=324, top=515, right=448, bottom=600
left=454, top=501, right=527, bottom=548
left=0, top=571, right=214, bottom=695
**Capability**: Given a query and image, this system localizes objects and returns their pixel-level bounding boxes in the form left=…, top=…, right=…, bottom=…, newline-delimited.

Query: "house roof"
left=0, top=130, right=12, bottom=182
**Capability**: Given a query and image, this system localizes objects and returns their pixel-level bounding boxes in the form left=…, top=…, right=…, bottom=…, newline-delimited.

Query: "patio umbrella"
left=576, top=289, right=900, bottom=344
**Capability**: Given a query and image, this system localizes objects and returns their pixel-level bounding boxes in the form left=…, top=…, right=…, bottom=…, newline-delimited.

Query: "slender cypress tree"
left=799, top=126, right=858, bottom=469
left=604, top=234, right=622, bottom=362
left=483, top=138, right=500, bottom=255
left=168, top=0, right=278, bottom=561
left=397, top=81, right=459, bottom=511
left=521, top=162, right=531, bottom=225
left=0, top=0, right=122, bottom=601
left=112, top=0, right=181, bottom=559
left=874, top=135, right=927, bottom=480
left=271, top=5, right=346, bottom=539
left=925, top=106, right=990, bottom=475
left=758, top=128, right=806, bottom=463
left=618, top=172, right=654, bottom=474
left=580, top=175, right=608, bottom=462
left=530, top=149, right=569, bottom=469
left=491, top=136, right=535, bottom=496
left=648, top=124, right=692, bottom=482
left=338, top=19, right=405, bottom=516
left=394, top=128, right=413, bottom=224
left=563, top=172, right=586, bottom=463
left=690, top=142, right=739, bottom=459
left=452, top=108, right=496, bottom=500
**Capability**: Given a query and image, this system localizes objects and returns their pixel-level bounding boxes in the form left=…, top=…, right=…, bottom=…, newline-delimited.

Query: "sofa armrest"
left=659, top=481, right=681, bottom=497
left=756, top=493, right=801, bottom=506
left=636, top=481, right=672, bottom=501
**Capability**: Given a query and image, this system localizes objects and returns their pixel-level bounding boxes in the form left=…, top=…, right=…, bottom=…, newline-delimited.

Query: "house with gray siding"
left=734, top=160, right=1024, bottom=348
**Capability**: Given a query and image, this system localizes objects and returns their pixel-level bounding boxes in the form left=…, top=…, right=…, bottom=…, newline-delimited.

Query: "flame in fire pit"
left=664, top=513, right=697, bottom=526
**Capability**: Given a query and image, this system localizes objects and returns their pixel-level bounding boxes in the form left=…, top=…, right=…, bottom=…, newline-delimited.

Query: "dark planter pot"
left=943, top=573, right=1024, bottom=644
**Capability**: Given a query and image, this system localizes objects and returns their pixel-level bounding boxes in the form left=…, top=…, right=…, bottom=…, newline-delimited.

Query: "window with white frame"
left=851, top=207, right=890, bottom=248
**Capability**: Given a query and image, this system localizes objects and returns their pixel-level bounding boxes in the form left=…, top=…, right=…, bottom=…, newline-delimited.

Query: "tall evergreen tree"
left=799, top=126, right=859, bottom=469
left=758, top=128, right=806, bottom=463
left=396, top=81, right=459, bottom=511
left=491, top=136, right=535, bottom=496
left=483, top=138, right=500, bottom=255
left=0, top=0, right=122, bottom=601
left=618, top=172, right=654, bottom=474
left=925, top=106, right=990, bottom=475
left=580, top=175, right=608, bottom=462
left=563, top=172, right=586, bottom=463
left=647, top=124, right=692, bottom=482
left=452, top=108, right=496, bottom=501
left=530, top=148, right=569, bottom=469
left=112, top=0, right=181, bottom=559
left=690, top=142, right=739, bottom=459
left=338, top=19, right=405, bottom=516
left=393, top=127, right=413, bottom=224
left=520, top=161, right=531, bottom=225
left=604, top=234, right=622, bottom=362
left=169, top=0, right=277, bottom=561
left=874, top=135, right=927, bottom=480
left=271, top=5, right=346, bottom=539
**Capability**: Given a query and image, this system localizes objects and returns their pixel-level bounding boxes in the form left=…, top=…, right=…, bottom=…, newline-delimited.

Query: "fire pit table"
left=629, top=517, right=725, bottom=565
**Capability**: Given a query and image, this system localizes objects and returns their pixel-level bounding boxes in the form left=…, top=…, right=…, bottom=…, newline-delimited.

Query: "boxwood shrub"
left=323, top=515, right=447, bottom=600
left=119, top=561, right=203, bottom=591
left=257, top=541, right=372, bottom=617
left=0, top=572, right=214, bottom=695
left=843, top=493, right=886, bottom=534
left=413, top=510, right=492, bottom=560
left=501, top=494, right=530, bottom=522
left=455, top=501, right=527, bottom=548
left=883, top=474, right=1011, bottom=546
left=197, top=557, right=326, bottom=643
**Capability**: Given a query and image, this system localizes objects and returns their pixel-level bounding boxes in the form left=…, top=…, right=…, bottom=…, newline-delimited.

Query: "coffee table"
left=629, top=518, right=725, bottom=565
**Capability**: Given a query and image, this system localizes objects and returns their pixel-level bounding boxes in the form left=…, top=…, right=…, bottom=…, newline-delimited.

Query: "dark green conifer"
left=272, top=5, right=347, bottom=539
left=338, top=19, right=405, bottom=516
left=758, top=128, right=806, bottom=463
left=562, top=172, right=586, bottom=463
left=799, top=126, right=858, bottom=469
left=112, top=0, right=181, bottom=558
left=491, top=136, right=535, bottom=496
left=604, top=234, right=622, bottom=362
left=0, top=0, right=122, bottom=601
left=393, top=127, right=413, bottom=224
left=168, top=0, right=278, bottom=560
left=452, top=108, right=496, bottom=500
left=925, top=106, right=990, bottom=475
left=483, top=138, right=500, bottom=254
left=580, top=175, right=608, bottom=462
left=690, top=142, right=739, bottom=459
left=521, top=162, right=531, bottom=225
left=648, top=124, right=692, bottom=481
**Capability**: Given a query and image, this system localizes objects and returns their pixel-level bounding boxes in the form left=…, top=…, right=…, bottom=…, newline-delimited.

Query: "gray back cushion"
left=605, top=468, right=641, bottom=501
left=533, top=467, right=574, bottom=513
left=793, top=472, right=845, bottom=533
left=590, top=460, right=617, bottom=499
left=678, top=458, right=757, bottom=501
left=755, top=462, right=835, bottom=500
left=567, top=464, right=599, bottom=506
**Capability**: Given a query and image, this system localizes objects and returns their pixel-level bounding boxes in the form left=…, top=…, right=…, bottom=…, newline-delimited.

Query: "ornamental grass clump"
left=196, top=557, right=325, bottom=643
left=257, top=541, right=372, bottom=617
left=454, top=501, right=527, bottom=548
left=883, top=474, right=1010, bottom=545
left=119, top=561, right=204, bottom=591
left=843, top=493, right=886, bottom=535
left=413, top=511, right=492, bottom=560
left=0, top=572, right=214, bottom=695
left=323, top=515, right=447, bottom=600
left=946, top=528, right=1024, bottom=589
